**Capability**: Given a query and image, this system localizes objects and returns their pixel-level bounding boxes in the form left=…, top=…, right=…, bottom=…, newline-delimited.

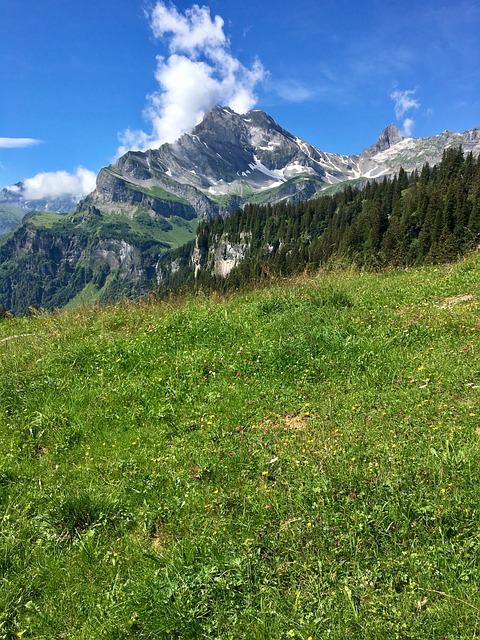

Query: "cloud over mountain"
left=118, top=2, right=265, bottom=155
left=390, top=88, right=420, bottom=136
left=6, top=167, right=96, bottom=201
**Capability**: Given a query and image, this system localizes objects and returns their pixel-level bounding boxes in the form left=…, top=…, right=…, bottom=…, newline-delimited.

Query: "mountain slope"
left=2, top=256, right=480, bottom=637
left=0, top=184, right=79, bottom=239
left=0, top=205, right=198, bottom=315
left=84, top=106, right=480, bottom=219
left=1, top=106, right=479, bottom=313
left=0, top=204, right=27, bottom=239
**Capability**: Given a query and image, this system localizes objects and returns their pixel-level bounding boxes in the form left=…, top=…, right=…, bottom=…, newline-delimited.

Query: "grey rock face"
left=361, top=124, right=404, bottom=157
left=84, top=107, right=480, bottom=223
left=0, top=183, right=78, bottom=213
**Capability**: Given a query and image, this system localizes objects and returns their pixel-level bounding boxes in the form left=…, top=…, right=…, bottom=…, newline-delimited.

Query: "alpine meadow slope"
left=1, top=255, right=480, bottom=637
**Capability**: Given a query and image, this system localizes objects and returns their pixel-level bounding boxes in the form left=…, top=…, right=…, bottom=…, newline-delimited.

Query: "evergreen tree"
left=156, top=147, right=480, bottom=298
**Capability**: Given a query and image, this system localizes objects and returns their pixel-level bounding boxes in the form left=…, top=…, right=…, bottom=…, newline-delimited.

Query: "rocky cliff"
left=1, top=106, right=479, bottom=313
left=81, top=106, right=480, bottom=221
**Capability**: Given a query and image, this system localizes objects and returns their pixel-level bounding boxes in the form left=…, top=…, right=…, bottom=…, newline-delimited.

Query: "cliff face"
left=189, top=232, right=251, bottom=279
left=0, top=211, right=160, bottom=315
left=84, top=165, right=211, bottom=220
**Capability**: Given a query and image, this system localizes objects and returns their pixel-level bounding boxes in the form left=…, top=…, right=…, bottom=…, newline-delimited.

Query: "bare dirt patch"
left=274, top=414, right=311, bottom=431
left=441, top=294, right=474, bottom=307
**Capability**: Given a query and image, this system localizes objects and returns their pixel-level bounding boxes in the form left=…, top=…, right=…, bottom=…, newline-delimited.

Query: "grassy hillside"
left=0, top=204, right=28, bottom=238
left=28, top=207, right=199, bottom=250
left=1, top=256, right=480, bottom=638
left=0, top=208, right=199, bottom=315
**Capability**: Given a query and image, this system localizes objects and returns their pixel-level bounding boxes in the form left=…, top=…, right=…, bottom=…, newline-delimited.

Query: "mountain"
left=84, top=106, right=480, bottom=218
left=0, top=183, right=79, bottom=214
left=0, top=105, right=479, bottom=314
left=84, top=105, right=355, bottom=220
left=0, top=204, right=27, bottom=239
left=361, top=123, right=405, bottom=157
left=0, top=205, right=198, bottom=314
left=0, top=184, right=80, bottom=240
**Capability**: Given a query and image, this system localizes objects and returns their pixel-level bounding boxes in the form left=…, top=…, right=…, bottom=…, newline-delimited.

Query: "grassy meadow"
left=1, top=256, right=480, bottom=638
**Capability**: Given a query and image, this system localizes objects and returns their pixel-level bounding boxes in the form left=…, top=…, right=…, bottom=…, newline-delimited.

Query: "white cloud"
left=389, top=88, right=420, bottom=119
left=0, top=137, right=42, bottom=149
left=150, top=2, right=226, bottom=53
left=402, top=118, right=415, bottom=136
left=6, top=167, right=96, bottom=201
left=118, top=2, right=265, bottom=154
left=274, top=79, right=315, bottom=103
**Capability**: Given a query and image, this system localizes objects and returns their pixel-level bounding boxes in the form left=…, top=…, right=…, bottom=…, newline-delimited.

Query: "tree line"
left=158, top=147, right=480, bottom=295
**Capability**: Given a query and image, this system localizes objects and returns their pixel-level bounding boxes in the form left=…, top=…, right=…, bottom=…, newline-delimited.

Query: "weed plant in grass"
left=0, top=257, right=480, bottom=638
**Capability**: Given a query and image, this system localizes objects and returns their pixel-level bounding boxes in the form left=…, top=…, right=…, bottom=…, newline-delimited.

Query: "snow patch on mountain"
left=81, top=105, right=480, bottom=221
left=250, top=156, right=286, bottom=182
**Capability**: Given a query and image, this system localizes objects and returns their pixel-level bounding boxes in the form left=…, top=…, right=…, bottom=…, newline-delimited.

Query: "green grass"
left=127, top=183, right=191, bottom=205
left=129, top=212, right=198, bottom=248
left=63, top=275, right=116, bottom=311
left=25, top=211, right=65, bottom=228
left=208, top=182, right=254, bottom=207
left=69, top=206, right=198, bottom=251
left=1, top=256, right=480, bottom=638
left=247, top=177, right=325, bottom=205
left=319, top=177, right=370, bottom=196
left=83, top=209, right=198, bottom=249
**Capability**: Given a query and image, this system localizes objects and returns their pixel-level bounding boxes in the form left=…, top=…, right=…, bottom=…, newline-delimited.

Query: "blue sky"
left=1, top=0, right=479, bottom=198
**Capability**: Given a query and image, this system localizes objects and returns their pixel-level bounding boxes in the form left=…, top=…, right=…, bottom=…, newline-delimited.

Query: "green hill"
left=0, top=204, right=28, bottom=238
left=1, top=255, right=479, bottom=638
left=0, top=206, right=198, bottom=315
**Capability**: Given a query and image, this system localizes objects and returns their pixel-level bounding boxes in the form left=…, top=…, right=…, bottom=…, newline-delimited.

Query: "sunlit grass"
left=1, top=256, right=479, bottom=638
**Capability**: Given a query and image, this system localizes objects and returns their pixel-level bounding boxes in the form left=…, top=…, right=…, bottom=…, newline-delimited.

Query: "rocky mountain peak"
left=361, top=123, right=404, bottom=158
left=73, top=106, right=480, bottom=228
left=463, top=127, right=480, bottom=143
left=193, top=105, right=240, bottom=135
left=380, top=123, right=404, bottom=144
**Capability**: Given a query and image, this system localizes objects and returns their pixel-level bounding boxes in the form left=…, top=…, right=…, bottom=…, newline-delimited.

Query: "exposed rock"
left=212, top=237, right=251, bottom=277
left=81, top=107, right=480, bottom=224
left=361, top=124, right=404, bottom=157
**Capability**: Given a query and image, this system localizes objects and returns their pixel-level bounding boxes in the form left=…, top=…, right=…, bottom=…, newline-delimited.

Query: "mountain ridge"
left=81, top=106, right=480, bottom=220
left=0, top=106, right=479, bottom=314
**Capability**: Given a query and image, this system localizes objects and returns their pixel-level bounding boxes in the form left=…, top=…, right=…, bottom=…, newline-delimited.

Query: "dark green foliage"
left=159, top=148, right=480, bottom=296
